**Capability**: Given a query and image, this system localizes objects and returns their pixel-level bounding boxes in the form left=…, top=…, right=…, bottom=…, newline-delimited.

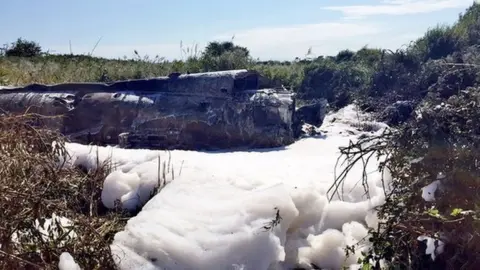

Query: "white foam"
left=11, top=214, right=77, bottom=249
left=422, top=180, right=441, bottom=202
left=417, top=235, right=445, bottom=261
left=64, top=105, right=392, bottom=269
left=59, top=252, right=81, bottom=270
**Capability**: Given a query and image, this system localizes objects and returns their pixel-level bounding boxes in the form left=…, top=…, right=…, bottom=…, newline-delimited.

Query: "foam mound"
left=64, top=105, right=391, bottom=269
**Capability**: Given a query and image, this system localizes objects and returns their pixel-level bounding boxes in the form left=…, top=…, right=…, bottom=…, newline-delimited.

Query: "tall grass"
left=0, top=112, right=133, bottom=269
left=0, top=43, right=306, bottom=89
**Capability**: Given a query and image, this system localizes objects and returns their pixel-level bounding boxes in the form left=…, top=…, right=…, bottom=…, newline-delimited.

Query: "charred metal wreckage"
left=0, top=70, right=297, bottom=150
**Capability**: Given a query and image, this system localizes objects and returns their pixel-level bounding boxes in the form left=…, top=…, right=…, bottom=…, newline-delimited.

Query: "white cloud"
left=47, top=22, right=422, bottom=61
left=214, top=22, right=384, bottom=60
left=324, top=0, right=473, bottom=18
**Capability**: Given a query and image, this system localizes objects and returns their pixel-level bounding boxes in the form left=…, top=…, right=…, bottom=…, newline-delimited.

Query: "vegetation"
left=2, top=2, right=480, bottom=269
left=331, top=3, right=480, bottom=269
left=1, top=38, right=42, bottom=58
left=0, top=111, right=175, bottom=269
left=0, top=112, right=129, bottom=269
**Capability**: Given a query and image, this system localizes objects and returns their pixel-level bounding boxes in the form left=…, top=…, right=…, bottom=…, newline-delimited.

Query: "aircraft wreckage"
left=0, top=70, right=297, bottom=150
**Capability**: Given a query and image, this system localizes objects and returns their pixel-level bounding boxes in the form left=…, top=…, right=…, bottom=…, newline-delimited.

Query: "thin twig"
left=0, top=250, right=44, bottom=269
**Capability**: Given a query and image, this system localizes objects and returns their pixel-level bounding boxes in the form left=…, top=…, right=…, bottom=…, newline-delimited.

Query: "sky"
left=1, top=0, right=477, bottom=61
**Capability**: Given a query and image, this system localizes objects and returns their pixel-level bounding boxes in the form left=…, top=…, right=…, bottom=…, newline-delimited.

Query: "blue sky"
left=1, top=0, right=476, bottom=60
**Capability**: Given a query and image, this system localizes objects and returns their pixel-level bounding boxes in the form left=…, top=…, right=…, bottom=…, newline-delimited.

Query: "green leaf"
left=450, top=208, right=463, bottom=217
left=427, top=208, right=440, bottom=217
left=362, top=263, right=372, bottom=270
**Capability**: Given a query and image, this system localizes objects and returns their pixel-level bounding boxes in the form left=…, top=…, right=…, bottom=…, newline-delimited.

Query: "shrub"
left=253, top=63, right=305, bottom=92
left=410, top=25, right=460, bottom=61
left=3, top=38, right=42, bottom=58
left=299, top=58, right=374, bottom=108
left=335, top=87, right=480, bottom=269
left=354, top=47, right=383, bottom=67
left=200, top=48, right=252, bottom=72
left=454, top=2, right=480, bottom=46
left=204, top=41, right=250, bottom=58
left=336, top=49, right=355, bottom=62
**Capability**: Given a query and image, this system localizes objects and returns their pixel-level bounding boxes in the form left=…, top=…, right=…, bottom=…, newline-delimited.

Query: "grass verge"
left=0, top=112, right=131, bottom=269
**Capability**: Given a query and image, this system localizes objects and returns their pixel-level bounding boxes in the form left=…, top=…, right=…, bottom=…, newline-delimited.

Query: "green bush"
left=253, top=63, right=304, bottom=92
left=335, top=49, right=355, bottom=62
left=200, top=49, right=252, bottom=72
left=454, top=2, right=480, bottom=45
left=203, top=41, right=249, bottom=58
left=2, top=38, right=42, bottom=58
left=346, top=88, right=480, bottom=269
left=353, top=47, right=383, bottom=67
left=299, top=57, right=375, bottom=108
left=410, top=25, right=460, bottom=61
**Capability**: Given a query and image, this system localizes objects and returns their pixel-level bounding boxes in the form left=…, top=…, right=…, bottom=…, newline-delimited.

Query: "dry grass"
left=0, top=112, right=131, bottom=269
